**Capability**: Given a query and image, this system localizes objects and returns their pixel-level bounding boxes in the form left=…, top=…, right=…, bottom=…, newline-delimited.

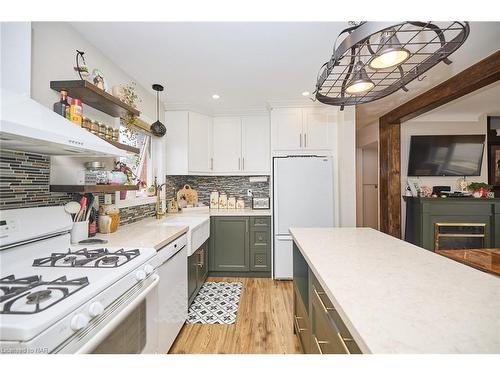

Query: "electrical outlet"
left=104, top=194, right=112, bottom=205
left=247, top=189, right=253, bottom=197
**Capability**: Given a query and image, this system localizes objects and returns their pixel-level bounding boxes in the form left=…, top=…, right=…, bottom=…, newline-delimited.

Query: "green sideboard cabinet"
left=209, top=216, right=271, bottom=277
left=404, top=197, right=500, bottom=251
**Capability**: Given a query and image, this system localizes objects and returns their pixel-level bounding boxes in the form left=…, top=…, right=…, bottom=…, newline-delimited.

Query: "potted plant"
left=467, top=182, right=492, bottom=198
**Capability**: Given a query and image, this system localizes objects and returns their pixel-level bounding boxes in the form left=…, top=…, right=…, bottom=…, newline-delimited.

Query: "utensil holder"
left=71, top=220, right=89, bottom=244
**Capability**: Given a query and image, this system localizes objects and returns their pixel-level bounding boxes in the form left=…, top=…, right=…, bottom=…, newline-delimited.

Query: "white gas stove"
left=0, top=206, right=159, bottom=354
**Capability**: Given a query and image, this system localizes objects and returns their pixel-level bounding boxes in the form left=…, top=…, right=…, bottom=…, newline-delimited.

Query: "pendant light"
left=368, top=28, right=410, bottom=70
left=345, top=61, right=375, bottom=95
left=151, top=84, right=166, bottom=137
left=315, top=22, right=469, bottom=108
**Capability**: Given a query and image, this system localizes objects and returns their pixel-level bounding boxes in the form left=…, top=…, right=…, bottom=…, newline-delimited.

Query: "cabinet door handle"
left=304, top=133, right=307, bottom=148
left=242, top=157, right=245, bottom=170
left=238, top=157, right=241, bottom=170
left=314, top=336, right=329, bottom=354
left=210, top=158, right=213, bottom=170
left=246, top=220, right=248, bottom=233
left=294, top=316, right=307, bottom=332
left=299, top=133, right=302, bottom=148
left=313, top=287, right=335, bottom=314
left=337, top=332, right=351, bottom=354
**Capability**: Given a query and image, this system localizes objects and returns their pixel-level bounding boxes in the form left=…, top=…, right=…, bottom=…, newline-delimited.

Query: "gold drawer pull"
left=314, top=336, right=329, bottom=354
left=313, top=287, right=335, bottom=313
left=337, top=332, right=351, bottom=354
left=294, top=316, right=307, bottom=332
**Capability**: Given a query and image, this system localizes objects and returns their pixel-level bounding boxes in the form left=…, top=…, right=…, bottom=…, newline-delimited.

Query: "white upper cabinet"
left=241, top=115, right=270, bottom=174
left=188, top=112, right=213, bottom=174
left=302, top=109, right=333, bottom=150
left=271, top=107, right=336, bottom=153
left=212, top=117, right=242, bottom=173
left=166, top=111, right=270, bottom=176
left=271, top=108, right=303, bottom=150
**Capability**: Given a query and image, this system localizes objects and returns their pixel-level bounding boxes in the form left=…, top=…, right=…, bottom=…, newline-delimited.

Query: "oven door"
left=56, top=273, right=159, bottom=354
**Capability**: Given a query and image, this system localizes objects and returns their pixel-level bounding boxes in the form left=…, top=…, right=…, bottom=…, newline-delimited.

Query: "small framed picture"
left=407, top=178, right=421, bottom=197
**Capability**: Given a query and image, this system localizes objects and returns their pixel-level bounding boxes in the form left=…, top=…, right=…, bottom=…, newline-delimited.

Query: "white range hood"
left=0, top=89, right=125, bottom=157
left=0, top=22, right=124, bottom=157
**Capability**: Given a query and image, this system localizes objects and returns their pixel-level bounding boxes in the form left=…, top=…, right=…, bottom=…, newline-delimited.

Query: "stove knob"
left=144, top=264, right=154, bottom=275
left=135, top=269, right=146, bottom=281
left=88, top=301, right=104, bottom=317
left=70, top=313, right=89, bottom=331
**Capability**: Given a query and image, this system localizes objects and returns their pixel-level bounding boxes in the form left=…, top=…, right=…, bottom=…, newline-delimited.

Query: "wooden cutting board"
left=176, top=184, right=198, bottom=205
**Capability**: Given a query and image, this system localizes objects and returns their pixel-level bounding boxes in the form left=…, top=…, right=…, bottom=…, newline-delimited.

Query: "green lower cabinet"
left=188, top=240, right=209, bottom=305
left=209, top=216, right=271, bottom=276
left=249, top=217, right=271, bottom=272
left=293, top=241, right=362, bottom=354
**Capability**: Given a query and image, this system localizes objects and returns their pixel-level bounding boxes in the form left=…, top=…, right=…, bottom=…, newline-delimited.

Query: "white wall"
left=30, top=22, right=162, bottom=124
left=400, top=116, right=488, bottom=235
left=29, top=22, right=169, bottom=183
left=337, top=107, right=357, bottom=227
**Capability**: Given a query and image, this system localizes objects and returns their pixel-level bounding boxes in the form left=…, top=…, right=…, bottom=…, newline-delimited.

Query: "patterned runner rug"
left=186, top=282, right=242, bottom=324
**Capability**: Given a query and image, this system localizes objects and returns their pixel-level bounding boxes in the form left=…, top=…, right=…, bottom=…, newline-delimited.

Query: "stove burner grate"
left=0, top=275, right=89, bottom=314
left=26, top=289, right=52, bottom=304
left=32, top=248, right=140, bottom=268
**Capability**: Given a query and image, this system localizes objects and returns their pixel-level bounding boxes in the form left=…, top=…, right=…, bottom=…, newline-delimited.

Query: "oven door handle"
left=75, top=274, right=160, bottom=354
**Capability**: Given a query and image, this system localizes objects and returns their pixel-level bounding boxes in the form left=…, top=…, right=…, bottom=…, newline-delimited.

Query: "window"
left=118, top=122, right=153, bottom=200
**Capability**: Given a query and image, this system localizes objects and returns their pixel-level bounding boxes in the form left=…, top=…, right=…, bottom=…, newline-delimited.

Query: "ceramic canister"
left=210, top=191, right=219, bottom=209
left=218, top=193, right=228, bottom=209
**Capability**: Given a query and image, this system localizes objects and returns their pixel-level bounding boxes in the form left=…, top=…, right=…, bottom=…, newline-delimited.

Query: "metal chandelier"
left=314, top=22, right=470, bottom=109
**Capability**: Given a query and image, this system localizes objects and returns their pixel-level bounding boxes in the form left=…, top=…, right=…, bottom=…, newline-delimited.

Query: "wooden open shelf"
left=104, top=139, right=140, bottom=154
left=50, top=184, right=139, bottom=193
left=50, top=80, right=140, bottom=118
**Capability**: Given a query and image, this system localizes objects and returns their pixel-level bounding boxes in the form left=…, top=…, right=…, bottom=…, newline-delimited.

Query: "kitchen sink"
left=153, top=214, right=210, bottom=256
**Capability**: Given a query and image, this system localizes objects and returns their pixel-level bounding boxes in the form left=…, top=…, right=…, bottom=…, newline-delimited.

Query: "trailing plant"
left=120, top=82, right=142, bottom=129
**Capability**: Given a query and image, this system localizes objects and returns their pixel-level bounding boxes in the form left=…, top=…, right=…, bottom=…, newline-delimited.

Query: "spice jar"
left=98, top=122, right=107, bottom=138
left=85, top=161, right=109, bottom=185
left=90, top=120, right=99, bottom=135
left=106, top=126, right=113, bottom=140
left=82, top=117, right=91, bottom=132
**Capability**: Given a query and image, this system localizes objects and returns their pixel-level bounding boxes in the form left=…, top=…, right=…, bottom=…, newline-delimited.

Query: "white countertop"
left=289, top=227, right=500, bottom=354
left=93, top=218, right=188, bottom=251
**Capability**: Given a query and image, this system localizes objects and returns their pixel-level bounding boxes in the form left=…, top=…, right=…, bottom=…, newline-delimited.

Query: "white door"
left=212, top=117, right=242, bottom=173
left=241, top=115, right=270, bottom=174
left=303, top=109, right=333, bottom=150
left=188, top=112, right=212, bottom=173
left=273, top=156, right=334, bottom=235
left=274, top=236, right=293, bottom=279
left=271, top=108, right=303, bottom=151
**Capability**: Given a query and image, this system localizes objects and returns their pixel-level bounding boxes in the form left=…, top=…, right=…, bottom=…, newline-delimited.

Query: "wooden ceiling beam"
left=379, top=51, right=500, bottom=238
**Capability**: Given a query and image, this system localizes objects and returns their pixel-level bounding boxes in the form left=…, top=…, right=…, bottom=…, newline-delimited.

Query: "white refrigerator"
left=273, top=156, right=335, bottom=279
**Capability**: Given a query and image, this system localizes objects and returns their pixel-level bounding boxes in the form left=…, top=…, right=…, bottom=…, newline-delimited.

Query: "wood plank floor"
left=169, top=277, right=302, bottom=354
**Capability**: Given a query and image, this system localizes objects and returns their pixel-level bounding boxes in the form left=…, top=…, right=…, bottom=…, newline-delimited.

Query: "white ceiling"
left=409, top=81, right=500, bottom=122
left=70, top=22, right=500, bottom=124
left=70, top=22, right=345, bottom=114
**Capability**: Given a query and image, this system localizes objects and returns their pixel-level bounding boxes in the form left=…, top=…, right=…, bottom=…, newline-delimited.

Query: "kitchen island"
left=289, top=227, right=500, bottom=354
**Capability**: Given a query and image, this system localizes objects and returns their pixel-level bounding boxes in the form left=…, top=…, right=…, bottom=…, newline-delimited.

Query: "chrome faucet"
left=154, top=176, right=167, bottom=220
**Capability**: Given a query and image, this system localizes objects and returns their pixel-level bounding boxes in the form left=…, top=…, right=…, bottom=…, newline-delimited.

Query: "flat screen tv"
left=407, top=135, right=485, bottom=176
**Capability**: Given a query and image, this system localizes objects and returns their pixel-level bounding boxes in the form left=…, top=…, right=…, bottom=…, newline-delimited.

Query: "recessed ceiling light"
left=212, top=94, right=220, bottom=100
left=302, top=91, right=310, bottom=96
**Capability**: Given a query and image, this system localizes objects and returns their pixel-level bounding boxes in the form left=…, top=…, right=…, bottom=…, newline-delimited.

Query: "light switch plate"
left=104, top=194, right=112, bottom=205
